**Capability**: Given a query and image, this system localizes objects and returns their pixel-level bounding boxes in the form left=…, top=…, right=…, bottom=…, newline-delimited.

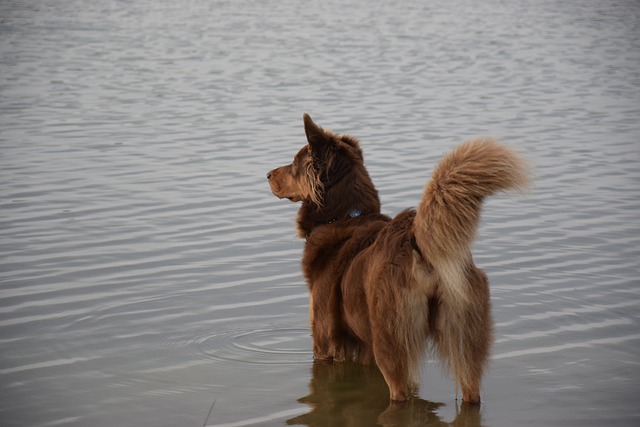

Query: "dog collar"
left=324, top=209, right=363, bottom=225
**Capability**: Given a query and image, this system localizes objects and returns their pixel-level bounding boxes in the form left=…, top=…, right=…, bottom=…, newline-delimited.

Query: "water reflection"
left=289, top=361, right=484, bottom=427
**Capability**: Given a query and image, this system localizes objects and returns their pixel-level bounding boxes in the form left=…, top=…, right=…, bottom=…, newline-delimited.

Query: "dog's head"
left=267, top=114, right=365, bottom=207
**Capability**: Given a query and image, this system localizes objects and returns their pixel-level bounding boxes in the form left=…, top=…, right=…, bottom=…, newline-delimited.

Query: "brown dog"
left=267, top=114, right=529, bottom=403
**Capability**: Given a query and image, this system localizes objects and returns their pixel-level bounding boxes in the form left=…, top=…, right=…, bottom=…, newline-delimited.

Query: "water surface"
left=1, top=0, right=639, bottom=426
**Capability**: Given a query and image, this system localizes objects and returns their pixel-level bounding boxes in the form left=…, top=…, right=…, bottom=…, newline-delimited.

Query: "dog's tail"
left=413, top=138, right=529, bottom=301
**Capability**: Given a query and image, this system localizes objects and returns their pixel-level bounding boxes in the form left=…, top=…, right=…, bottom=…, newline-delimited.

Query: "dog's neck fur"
left=296, top=168, right=381, bottom=238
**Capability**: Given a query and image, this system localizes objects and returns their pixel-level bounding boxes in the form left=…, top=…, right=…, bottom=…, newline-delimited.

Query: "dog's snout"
left=266, top=170, right=272, bottom=179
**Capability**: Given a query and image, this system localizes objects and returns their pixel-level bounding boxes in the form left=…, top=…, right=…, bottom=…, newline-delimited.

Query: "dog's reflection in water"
left=288, top=361, right=484, bottom=427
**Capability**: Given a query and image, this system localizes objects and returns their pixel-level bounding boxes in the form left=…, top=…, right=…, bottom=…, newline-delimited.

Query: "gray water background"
left=1, top=0, right=639, bottom=426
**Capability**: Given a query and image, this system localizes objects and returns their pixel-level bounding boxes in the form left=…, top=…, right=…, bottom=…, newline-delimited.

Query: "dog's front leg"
left=309, top=293, right=333, bottom=361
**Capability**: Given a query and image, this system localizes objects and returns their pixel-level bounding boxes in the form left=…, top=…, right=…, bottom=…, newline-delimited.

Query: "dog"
left=267, top=114, right=529, bottom=403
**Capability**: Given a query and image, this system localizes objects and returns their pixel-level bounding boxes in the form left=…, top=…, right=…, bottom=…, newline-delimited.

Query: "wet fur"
left=267, top=114, right=529, bottom=403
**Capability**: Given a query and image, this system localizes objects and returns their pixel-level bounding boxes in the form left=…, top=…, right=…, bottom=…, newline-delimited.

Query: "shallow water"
left=1, top=0, right=639, bottom=426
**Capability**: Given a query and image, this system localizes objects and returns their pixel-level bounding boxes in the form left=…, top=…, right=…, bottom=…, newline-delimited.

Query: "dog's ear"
left=303, top=113, right=333, bottom=167
left=303, top=113, right=330, bottom=152
left=303, top=113, right=327, bottom=145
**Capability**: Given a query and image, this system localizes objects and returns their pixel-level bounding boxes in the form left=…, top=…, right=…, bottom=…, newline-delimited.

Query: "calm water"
left=1, top=0, right=639, bottom=426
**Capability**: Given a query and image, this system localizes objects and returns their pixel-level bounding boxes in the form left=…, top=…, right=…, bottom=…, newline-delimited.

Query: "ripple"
left=166, top=327, right=313, bottom=366
left=0, top=356, right=100, bottom=375
left=493, top=333, right=640, bottom=360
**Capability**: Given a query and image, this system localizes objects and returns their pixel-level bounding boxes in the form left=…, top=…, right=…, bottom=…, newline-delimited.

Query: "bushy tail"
left=413, top=138, right=529, bottom=300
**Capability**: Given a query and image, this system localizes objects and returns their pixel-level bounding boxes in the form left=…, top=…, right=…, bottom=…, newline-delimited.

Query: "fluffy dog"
left=267, top=114, right=528, bottom=403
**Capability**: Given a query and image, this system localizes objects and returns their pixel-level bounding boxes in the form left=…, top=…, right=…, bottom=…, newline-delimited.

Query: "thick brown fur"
left=267, top=114, right=529, bottom=403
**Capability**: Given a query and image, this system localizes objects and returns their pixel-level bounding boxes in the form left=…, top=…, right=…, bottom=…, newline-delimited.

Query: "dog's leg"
left=309, top=293, right=333, bottom=361
left=434, top=268, right=492, bottom=405
left=368, top=291, right=412, bottom=401
left=434, top=309, right=489, bottom=404
left=373, top=335, right=410, bottom=401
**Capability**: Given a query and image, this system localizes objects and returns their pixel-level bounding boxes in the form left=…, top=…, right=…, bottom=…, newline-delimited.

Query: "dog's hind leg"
left=368, top=288, right=415, bottom=401
left=371, top=330, right=411, bottom=401
left=433, top=267, right=493, bottom=404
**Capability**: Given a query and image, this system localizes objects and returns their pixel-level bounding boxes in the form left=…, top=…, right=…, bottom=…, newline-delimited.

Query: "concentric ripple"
left=191, top=327, right=313, bottom=365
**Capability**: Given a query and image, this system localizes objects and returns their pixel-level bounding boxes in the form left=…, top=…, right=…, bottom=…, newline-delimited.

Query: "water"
left=1, top=0, right=639, bottom=426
